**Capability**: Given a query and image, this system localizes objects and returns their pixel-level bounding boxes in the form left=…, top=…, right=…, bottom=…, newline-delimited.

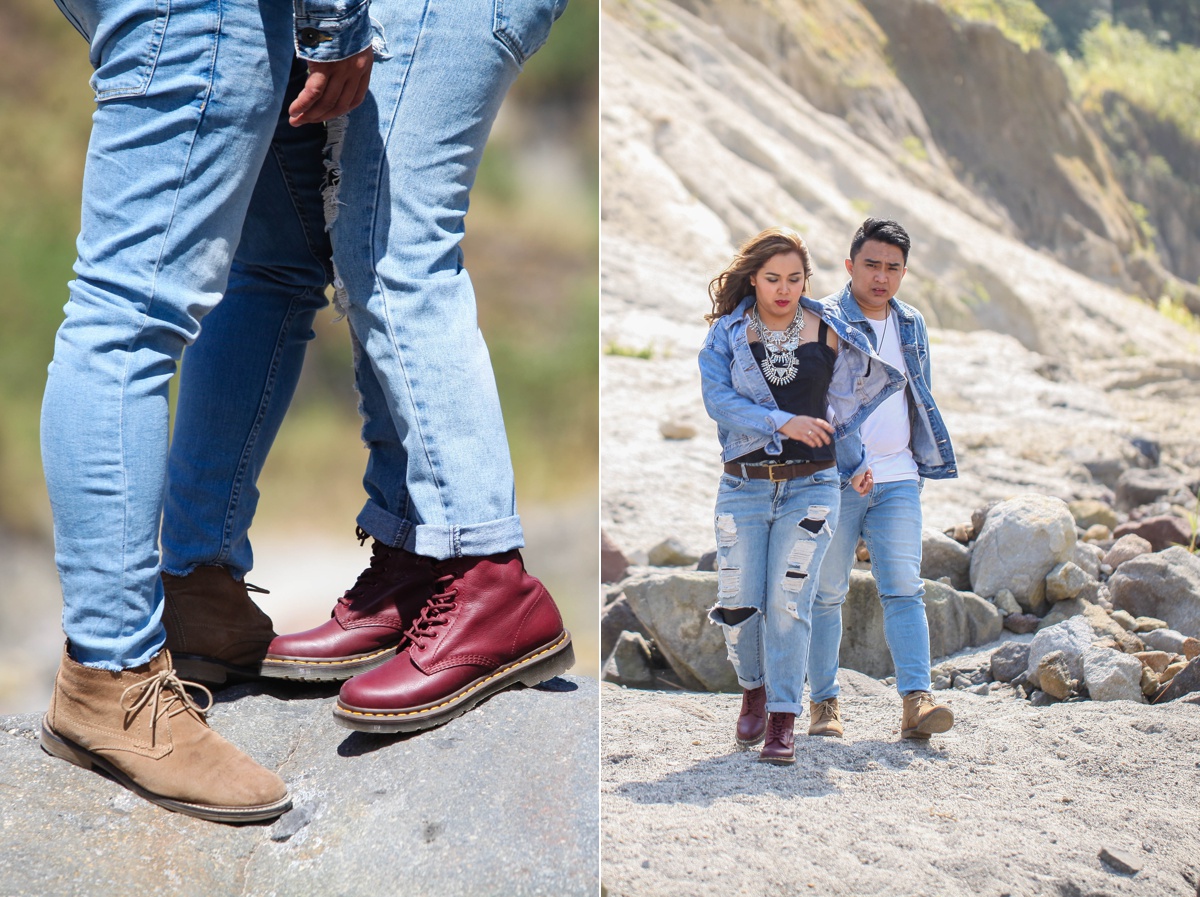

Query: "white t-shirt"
left=859, top=313, right=919, bottom=483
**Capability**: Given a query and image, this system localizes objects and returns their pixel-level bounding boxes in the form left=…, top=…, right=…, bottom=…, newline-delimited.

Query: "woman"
left=698, top=227, right=903, bottom=764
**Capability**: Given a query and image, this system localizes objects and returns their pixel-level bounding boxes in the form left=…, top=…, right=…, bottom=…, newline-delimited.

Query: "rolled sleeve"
left=294, top=0, right=372, bottom=62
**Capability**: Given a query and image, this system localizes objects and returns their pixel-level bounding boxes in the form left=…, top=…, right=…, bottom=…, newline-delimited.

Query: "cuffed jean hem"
left=356, top=500, right=524, bottom=561
left=736, top=675, right=765, bottom=690
left=70, top=638, right=164, bottom=672
left=766, top=701, right=804, bottom=715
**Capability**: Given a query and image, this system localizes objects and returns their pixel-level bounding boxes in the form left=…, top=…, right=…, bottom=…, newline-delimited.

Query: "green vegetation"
left=1156, top=295, right=1200, bottom=334
left=900, top=135, right=929, bottom=163
left=1064, top=21, right=1200, bottom=145
left=0, top=0, right=597, bottom=533
left=604, top=344, right=654, bottom=360
left=937, top=0, right=1051, bottom=51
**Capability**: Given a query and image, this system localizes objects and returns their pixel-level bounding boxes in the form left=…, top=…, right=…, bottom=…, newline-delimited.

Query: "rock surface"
left=1109, top=547, right=1200, bottom=638
left=969, top=495, right=1077, bottom=614
left=0, top=678, right=598, bottom=897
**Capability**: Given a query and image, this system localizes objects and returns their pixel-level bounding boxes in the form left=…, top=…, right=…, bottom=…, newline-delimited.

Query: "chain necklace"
left=750, top=305, right=806, bottom=386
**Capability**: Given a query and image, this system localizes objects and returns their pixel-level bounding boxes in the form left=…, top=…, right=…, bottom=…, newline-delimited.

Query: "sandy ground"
left=601, top=671, right=1200, bottom=897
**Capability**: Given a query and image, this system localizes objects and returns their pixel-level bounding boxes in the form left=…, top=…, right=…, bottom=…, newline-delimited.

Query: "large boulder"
left=961, top=591, right=1004, bottom=646
left=921, top=528, right=971, bottom=591
left=924, top=580, right=971, bottom=661
left=970, top=495, right=1077, bottom=614
left=602, top=631, right=657, bottom=688
left=1108, top=547, right=1200, bottom=639
left=622, top=572, right=736, bottom=692
left=1082, top=646, right=1145, bottom=702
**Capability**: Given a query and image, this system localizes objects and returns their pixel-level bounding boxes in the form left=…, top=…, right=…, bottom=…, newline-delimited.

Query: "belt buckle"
left=767, top=464, right=788, bottom=482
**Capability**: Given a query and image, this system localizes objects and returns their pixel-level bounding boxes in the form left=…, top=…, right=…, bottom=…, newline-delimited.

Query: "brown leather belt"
left=723, top=459, right=835, bottom=481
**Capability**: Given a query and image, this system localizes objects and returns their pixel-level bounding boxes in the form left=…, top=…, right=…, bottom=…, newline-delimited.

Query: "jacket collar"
left=831, top=281, right=912, bottom=325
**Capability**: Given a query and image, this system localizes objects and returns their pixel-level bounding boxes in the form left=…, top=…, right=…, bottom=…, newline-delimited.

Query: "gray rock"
left=600, top=595, right=648, bottom=660
left=1026, top=616, right=1095, bottom=688
left=962, top=591, right=1004, bottom=646
left=622, top=571, right=735, bottom=691
left=602, top=631, right=656, bottom=688
left=1082, top=457, right=1127, bottom=491
left=1099, top=846, right=1144, bottom=875
left=1132, top=615, right=1168, bottom=633
left=990, top=642, right=1031, bottom=683
left=921, top=528, right=971, bottom=591
left=1071, top=541, right=1104, bottom=579
left=1082, top=646, right=1145, bottom=702
left=967, top=682, right=991, bottom=695
left=924, top=580, right=971, bottom=661
left=992, top=589, right=1022, bottom=616
left=1112, top=515, right=1193, bottom=553
left=696, top=550, right=717, bottom=572
left=1108, top=546, right=1200, bottom=638
left=1110, top=609, right=1137, bottom=631
left=0, top=678, right=598, bottom=897
left=647, top=537, right=700, bottom=567
left=970, top=501, right=1002, bottom=539
left=1046, top=561, right=1089, bottom=603
left=658, top=419, right=697, bottom=440
left=1102, top=534, right=1153, bottom=569
left=1115, top=467, right=1191, bottom=512
left=1068, top=499, right=1118, bottom=531
left=970, top=495, right=1076, bottom=614
left=1139, top=627, right=1191, bottom=654
left=1028, top=689, right=1056, bottom=707
left=1154, top=656, right=1200, bottom=703
left=834, top=570, right=892, bottom=678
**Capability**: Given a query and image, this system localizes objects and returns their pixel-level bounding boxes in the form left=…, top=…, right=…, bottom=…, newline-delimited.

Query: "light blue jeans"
left=42, top=0, right=294, bottom=669
left=709, top=469, right=840, bottom=715
left=808, top=479, right=932, bottom=700
left=161, top=0, right=568, bottom=578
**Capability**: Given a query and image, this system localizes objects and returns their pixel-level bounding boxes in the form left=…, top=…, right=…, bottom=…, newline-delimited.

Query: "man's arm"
left=290, top=0, right=375, bottom=125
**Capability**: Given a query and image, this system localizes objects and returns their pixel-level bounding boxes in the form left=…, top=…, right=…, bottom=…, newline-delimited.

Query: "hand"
left=778, top=415, right=834, bottom=447
left=289, top=45, right=373, bottom=126
left=851, top=467, right=874, bottom=496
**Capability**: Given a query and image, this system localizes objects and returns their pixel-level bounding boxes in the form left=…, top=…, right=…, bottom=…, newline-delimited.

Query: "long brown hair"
left=706, top=227, right=814, bottom=323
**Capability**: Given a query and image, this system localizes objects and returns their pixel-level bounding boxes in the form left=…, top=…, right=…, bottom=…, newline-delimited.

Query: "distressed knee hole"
left=708, top=603, right=757, bottom=647
left=716, top=514, right=737, bottom=547
left=785, top=600, right=800, bottom=619
left=782, top=538, right=816, bottom=593
left=798, top=504, right=831, bottom=535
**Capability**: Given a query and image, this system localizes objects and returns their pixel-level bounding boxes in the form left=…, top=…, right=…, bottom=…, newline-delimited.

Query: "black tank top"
left=735, top=319, right=835, bottom=464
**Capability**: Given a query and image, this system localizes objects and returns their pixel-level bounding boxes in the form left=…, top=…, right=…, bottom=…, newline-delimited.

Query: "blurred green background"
left=0, top=0, right=599, bottom=709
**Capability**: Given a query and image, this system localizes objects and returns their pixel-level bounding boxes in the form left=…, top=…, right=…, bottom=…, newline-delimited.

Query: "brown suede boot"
left=41, top=645, right=290, bottom=822
left=901, top=691, right=954, bottom=739
left=808, top=698, right=843, bottom=738
left=735, top=686, right=767, bottom=749
left=162, top=565, right=277, bottom=685
left=758, top=712, right=796, bottom=765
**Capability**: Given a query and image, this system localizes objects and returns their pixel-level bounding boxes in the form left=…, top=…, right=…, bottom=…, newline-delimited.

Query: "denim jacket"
left=293, top=0, right=374, bottom=62
left=822, top=282, right=958, bottom=482
left=699, top=296, right=906, bottom=475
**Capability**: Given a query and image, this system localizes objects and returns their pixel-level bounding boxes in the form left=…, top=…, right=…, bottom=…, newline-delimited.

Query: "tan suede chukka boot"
left=41, top=646, right=290, bottom=822
left=901, top=691, right=954, bottom=739
left=808, top=698, right=843, bottom=737
left=162, top=565, right=277, bottom=685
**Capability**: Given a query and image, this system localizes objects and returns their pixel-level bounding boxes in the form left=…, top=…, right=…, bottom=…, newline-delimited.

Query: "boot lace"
left=120, top=669, right=213, bottom=747
left=766, top=713, right=793, bottom=739
left=404, top=574, right=459, bottom=650
left=814, top=699, right=840, bottom=724
left=337, top=534, right=393, bottom=610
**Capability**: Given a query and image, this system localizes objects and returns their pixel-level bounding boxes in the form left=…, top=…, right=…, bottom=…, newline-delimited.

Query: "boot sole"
left=901, top=706, right=954, bottom=739
left=757, top=752, right=795, bottom=765
left=332, top=630, right=575, bottom=734
left=808, top=726, right=843, bottom=738
left=40, top=718, right=292, bottom=823
left=259, top=646, right=399, bottom=682
left=735, top=729, right=765, bottom=749
left=171, top=653, right=267, bottom=687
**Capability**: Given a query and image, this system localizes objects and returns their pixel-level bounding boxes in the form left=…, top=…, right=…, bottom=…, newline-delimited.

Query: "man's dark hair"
left=849, top=218, right=911, bottom=264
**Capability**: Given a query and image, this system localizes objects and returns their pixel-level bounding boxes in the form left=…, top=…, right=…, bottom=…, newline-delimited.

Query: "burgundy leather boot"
left=758, top=712, right=797, bottom=765
left=333, top=550, right=574, bottom=733
left=259, top=535, right=438, bottom=681
left=735, top=686, right=767, bottom=748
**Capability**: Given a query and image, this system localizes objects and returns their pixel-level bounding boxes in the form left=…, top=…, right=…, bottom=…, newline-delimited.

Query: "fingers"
left=289, top=46, right=374, bottom=126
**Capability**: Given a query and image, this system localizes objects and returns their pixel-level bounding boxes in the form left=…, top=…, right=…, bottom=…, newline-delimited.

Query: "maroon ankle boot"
left=736, top=686, right=767, bottom=748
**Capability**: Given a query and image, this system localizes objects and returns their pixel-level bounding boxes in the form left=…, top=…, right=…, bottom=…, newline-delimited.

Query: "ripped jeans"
left=709, top=467, right=840, bottom=715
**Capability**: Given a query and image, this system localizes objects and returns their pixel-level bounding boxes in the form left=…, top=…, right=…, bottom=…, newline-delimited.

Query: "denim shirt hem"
left=294, top=0, right=373, bottom=62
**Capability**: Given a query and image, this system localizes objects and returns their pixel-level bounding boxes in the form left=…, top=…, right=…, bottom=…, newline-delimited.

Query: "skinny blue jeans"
left=161, top=0, right=568, bottom=579
left=42, top=0, right=294, bottom=669
left=709, top=468, right=840, bottom=715
left=808, top=479, right=933, bottom=699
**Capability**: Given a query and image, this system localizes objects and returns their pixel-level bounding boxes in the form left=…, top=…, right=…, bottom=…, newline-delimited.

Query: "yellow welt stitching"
left=338, top=632, right=570, bottom=719
left=264, top=648, right=393, bottom=667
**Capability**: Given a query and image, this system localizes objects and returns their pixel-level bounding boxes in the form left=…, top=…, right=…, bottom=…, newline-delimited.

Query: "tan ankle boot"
left=162, top=565, right=277, bottom=685
left=901, top=691, right=954, bottom=739
left=41, top=645, right=290, bottom=822
left=808, top=698, right=843, bottom=737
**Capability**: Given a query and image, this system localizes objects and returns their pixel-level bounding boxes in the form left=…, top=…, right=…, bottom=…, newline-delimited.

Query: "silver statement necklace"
left=750, top=305, right=806, bottom=386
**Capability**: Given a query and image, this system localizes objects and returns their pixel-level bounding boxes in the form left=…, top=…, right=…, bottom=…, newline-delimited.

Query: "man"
left=40, top=0, right=371, bottom=820
left=807, top=218, right=958, bottom=740
left=156, top=0, right=574, bottom=733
